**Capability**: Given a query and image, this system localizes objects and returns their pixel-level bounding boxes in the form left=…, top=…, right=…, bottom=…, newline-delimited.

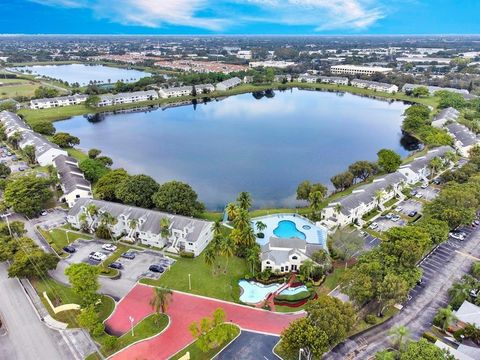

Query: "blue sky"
left=1, top=0, right=479, bottom=35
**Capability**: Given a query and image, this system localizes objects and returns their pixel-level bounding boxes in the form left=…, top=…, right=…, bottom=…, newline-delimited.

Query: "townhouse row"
left=298, top=74, right=398, bottom=93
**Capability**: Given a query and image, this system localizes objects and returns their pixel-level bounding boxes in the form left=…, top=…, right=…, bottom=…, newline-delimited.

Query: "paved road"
left=326, top=225, right=480, bottom=360
left=106, top=285, right=302, bottom=360
left=215, top=331, right=281, bottom=360
left=0, top=262, right=73, bottom=360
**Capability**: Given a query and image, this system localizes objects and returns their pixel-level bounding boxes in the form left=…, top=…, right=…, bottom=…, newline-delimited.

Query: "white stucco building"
left=97, top=90, right=158, bottom=107
left=215, top=77, right=242, bottom=91
left=30, top=94, right=88, bottom=109
left=54, top=155, right=92, bottom=207
left=158, top=84, right=215, bottom=98
left=350, top=79, right=398, bottom=93
left=330, top=65, right=392, bottom=76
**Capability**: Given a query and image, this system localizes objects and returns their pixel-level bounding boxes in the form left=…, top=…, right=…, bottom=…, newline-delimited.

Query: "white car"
left=415, top=193, right=423, bottom=199
left=421, top=183, right=428, bottom=189
left=89, top=251, right=107, bottom=261
left=449, top=232, right=466, bottom=241
left=369, top=222, right=378, bottom=229
left=102, top=244, right=117, bottom=252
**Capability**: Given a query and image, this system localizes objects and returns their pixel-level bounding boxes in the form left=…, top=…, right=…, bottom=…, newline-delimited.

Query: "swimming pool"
left=238, top=280, right=282, bottom=304
left=273, top=220, right=306, bottom=240
left=279, top=285, right=308, bottom=296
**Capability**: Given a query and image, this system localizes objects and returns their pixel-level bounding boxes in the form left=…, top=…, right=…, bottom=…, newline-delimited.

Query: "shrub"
left=180, top=251, right=195, bottom=258
left=472, top=262, right=480, bottom=280
left=103, top=335, right=118, bottom=350
left=365, top=314, right=377, bottom=325
left=275, top=290, right=312, bottom=302
left=422, top=332, right=438, bottom=343
left=95, top=224, right=110, bottom=239
left=257, top=232, right=265, bottom=239
left=92, top=323, right=105, bottom=337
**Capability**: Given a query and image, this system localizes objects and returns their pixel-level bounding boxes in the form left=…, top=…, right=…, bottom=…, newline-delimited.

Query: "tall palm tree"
left=128, top=218, right=138, bottom=239
left=375, top=190, right=384, bottom=209
left=8, top=131, right=22, bottom=150
left=221, top=236, right=235, bottom=272
left=160, top=217, right=171, bottom=239
left=86, top=204, right=98, bottom=219
left=246, top=245, right=260, bottom=276
left=213, top=220, right=222, bottom=237
left=428, top=157, right=443, bottom=179
left=334, top=203, right=342, bottom=216
left=299, top=259, right=315, bottom=280
left=309, top=191, right=324, bottom=216
left=149, top=287, right=173, bottom=324
left=100, top=211, right=117, bottom=242
left=237, top=192, right=252, bottom=211
left=225, top=203, right=238, bottom=221
left=388, top=325, right=410, bottom=351
left=204, top=246, right=217, bottom=275
left=435, top=306, right=456, bottom=331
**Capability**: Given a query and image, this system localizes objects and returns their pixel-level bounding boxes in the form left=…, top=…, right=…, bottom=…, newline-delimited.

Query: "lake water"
left=55, top=89, right=418, bottom=209
left=15, top=64, right=150, bottom=85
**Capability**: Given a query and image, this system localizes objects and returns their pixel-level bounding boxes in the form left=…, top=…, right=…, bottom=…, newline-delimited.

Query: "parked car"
left=415, top=193, right=423, bottom=199
left=89, top=251, right=107, bottom=262
left=102, top=243, right=117, bottom=252
left=449, top=232, right=466, bottom=241
left=421, top=183, right=428, bottom=189
left=63, top=245, right=76, bottom=254
left=396, top=206, right=403, bottom=212
left=411, top=190, right=417, bottom=196
left=121, top=252, right=136, bottom=260
left=391, top=215, right=401, bottom=222
left=432, top=178, right=442, bottom=185
left=360, top=231, right=368, bottom=237
left=109, top=262, right=123, bottom=270
left=149, top=264, right=165, bottom=273
left=408, top=211, right=418, bottom=217
left=369, top=222, right=378, bottom=229
left=385, top=213, right=392, bottom=220
left=40, top=210, right=48, bottom=216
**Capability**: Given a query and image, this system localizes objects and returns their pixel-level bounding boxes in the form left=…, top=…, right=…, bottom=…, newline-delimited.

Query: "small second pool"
left=238, top=280, right=281, bottom=304
left=279, top=285, right=308, bottom=296
left=273, top=220, right=306, bottom=240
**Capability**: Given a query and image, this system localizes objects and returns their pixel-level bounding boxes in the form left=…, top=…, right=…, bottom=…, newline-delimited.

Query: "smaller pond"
left=238, top=280, right=282, bottom=304
left=13, top=64, right=151, bottom=85
left=279, top=285, right=309, bottom=296
left=273, top=220, right=306, bottom=240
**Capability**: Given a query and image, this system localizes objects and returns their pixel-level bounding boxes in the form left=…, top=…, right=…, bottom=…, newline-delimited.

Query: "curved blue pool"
left=279, top=285, right=308, bottom=296
left=238, top=280, right=281, bottom=304
left=273, top=220, right=306, bottom=240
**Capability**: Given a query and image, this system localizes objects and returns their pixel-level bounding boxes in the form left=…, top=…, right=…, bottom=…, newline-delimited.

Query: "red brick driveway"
left=105, top=284, right=303, bottom=359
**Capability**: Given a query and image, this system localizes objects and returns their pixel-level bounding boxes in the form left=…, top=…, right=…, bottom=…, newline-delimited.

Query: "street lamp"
left=188, top=273, right=191, bottom=290
left=129, top=316, right=134, bottom=337
left=66, top=229, right=70, bottom=244
left=1, top=212, right=12, bottom=237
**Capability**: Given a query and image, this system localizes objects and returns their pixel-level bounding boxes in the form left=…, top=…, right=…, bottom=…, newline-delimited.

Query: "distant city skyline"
left=1, top=0, right=479, bottom=35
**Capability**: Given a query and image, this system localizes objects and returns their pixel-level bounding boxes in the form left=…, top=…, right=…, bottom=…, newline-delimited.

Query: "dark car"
left=408, top=211, right=418, bottom=217
left=432, top=178, right=442, bottom=185
left=121, top=252, right=136, bottom=260
left=109, top=262, right=123, bottom=270
left=63, top=245, right=76, bottom=254
left=149, top=264, right=165, bottom=273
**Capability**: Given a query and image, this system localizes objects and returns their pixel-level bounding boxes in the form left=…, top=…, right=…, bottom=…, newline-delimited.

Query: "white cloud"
left=30, top=0, right=385, bottom=31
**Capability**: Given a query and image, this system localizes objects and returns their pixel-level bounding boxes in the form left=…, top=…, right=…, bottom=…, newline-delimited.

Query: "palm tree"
left=100, top=211, right=117, bottom=242
left=86, top=204, right=98, bottom=219
left=448, top=281, right=472, bottom=309
left=204, top=246, right=217, bottom=275
left=8, top=131, right=22, bottom=150
left=160, top=217, right=171, bottom=239
left=149, top=287, right=173, bottom=324
left=255, top=221, right=267, bottom=233
left=221, top=236, right=235, bottom=272
left=246, top=245, right=260, bottom=276
left=435, top=306, right=457, bottom=331
left=388, top=325, right=410, bottom=351
left=309, top=191, right=324, bottom=217
left=225, top=203, right=238, bottom=221
left=334, top=203, right=342, bottom=216
left=444, top=150, right=457, bottom=164
left=237, top=192, right=252, bottom=211
left=299, top=259, right=315, bottom=280
left=128, top=218, right=138, bottom=239
left=213, top=220, right=222, bottom=237
left=428, top=157, right=443, bottom=179
left=375, top=190, right=384, bottom=209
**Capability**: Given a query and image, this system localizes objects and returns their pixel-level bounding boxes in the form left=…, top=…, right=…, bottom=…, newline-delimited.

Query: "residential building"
left=274, top=74, right=292, bottom=82
left=0, top=111, right=67, bottom=166
left=398, top=146, right=453, bottom=184
left=431, top=107, right=459, bottom=128
left=249, top=60, right=296, bottom=69
left=215, top=77, right=242, bottom=91
left=350, top=79, right=398, bottom=93
left=320, top=172, right=407, bottom=230
left=53, top=155, right=92, bottom=207
left=330, top=65, right=392, bottom=76
left=455, top=300, right=480, bottom=327
left=67, top=198, right=214, bottom=256
left=236, top=50, right=252, bottom=60
left=261, top=238, right=325, bottom=273
left=445, top=123, right=479, bottom=157
left=30, top=94, right=88, bottom=109
left=298, top=74, right=318, bottom=83
left=396, top=56, right=452, bottom=64
left=97, top=90, right=159, bottom=107
left=435, top=341, right=479, bottom=360
left=402, top=83, right=469, bottom=95
left=318, top=76, right=349, bottom=86
left=158, top=84, right=214, bottom=98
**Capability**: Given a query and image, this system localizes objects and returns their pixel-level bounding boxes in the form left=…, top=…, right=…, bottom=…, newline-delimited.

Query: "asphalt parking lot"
left=114, top=250, right=174, bottom=283
left=412, top=186, right=440, bottom=201
left=34, top=209, right=68, bottom=229
left=396, top=199, right=423, bottom=216
left=374, top=216, right=407, bottom=232
left=65, top=239, right=114, bottom=266
left=215, top=331, right=280, bottom=360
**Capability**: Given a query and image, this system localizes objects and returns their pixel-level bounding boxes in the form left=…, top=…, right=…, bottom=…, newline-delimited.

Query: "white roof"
left=455, top=300, right=480, bottom=327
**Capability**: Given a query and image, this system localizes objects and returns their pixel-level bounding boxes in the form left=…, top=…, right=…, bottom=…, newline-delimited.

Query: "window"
left=280, top=267, right=284, bottom=272
left=292, top=256, right=298, bottom=260
left=285, top=266, right=289, bottom=271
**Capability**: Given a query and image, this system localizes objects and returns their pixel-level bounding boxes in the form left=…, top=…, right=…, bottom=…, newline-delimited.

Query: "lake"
left=14, top=64, right=151, bottom=85
left=55, top=89, right=419, bottom=210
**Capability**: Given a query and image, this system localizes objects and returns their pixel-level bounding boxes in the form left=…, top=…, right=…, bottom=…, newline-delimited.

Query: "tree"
left=3, top=175, right=52, bottom=217
left=79, top=158, right=110, bottom=183
left=412, top=86, right=429, bottom=98
left=236, top=192, right=252, bottom=211
left=114, top=174, right=159, bottom=209
left=255, top=221, right=267, bottom=233
left=309, top=191, right=324, bottom=217
left=88, top=148, right=102, bottom=159
left=330, top=230, right=364, bottom=267
left=246, top=244, right=261, bottom=276
left=149, top=287, right=173, bottom=324
left=96, top=156, right=113, bottom=167
left=377, top=273, right=409, bottom=316
left=85, top=95, right=100, bottom=108
left=160, top=217, right=171, bottom=238
left=23, top=145, right=36, bottom=164
left=77, top=305, right=102, bottom=334
left=400, top=338, right=454, bottom=360
left=8, top=131, right=22, bottom=150
left=220, top=236, right=235, bottom=272
left=204, top=246, right=217, bottom=275
left=436, top=90, right=466, bottom=109
left=32, top=121, right=55, bottom=136
left=152, top=181, right=205, bottom=216
left=93, top=169, right=129, bottom=201
left=330, top=171, right=354, bottom=191
left=65, top=263, right=101, bottom=306
left=348, top=161, right=379, bottom=182
left=8, top=242, right=58, bottom=279
left=381, top=227, right=431, bottom=268
left=230, top=208, right=256, bottom=252
left=189, top=308, right=233, bottom=353
left=428, top=157, right=443, bottom=179
left=414, top=218, right=449, bottom=245
left=297, top=181, right=328, bottom=201
left=299, top=259, right=315, bottom=282
left=388, top=325, right=410, bottom=351
left=0, top=163, right=11, bottom=178
left=377, top=149, right=402, bottom=173
left=225, top=202, right=238, bottom=221
left=433, top=306, right=456, bottom=331
left=34, top=86, right=59, bottom=99
left=279, top=318, right=329, bottom=360
left=52, top=132, right=80, bottom=148
left=472, top=262, right=480, bottom=280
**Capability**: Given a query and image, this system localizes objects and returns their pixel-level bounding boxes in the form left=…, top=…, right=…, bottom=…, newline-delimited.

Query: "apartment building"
left=350, top=79, right=398, bottom=93
left=97, top=90, right=159, bottom=107
left=30, top=94, right=88, bottom=109
left=215, top=77, right=242, bottom=91
left=330, top=65, right=392, bottom=76
left=54, top=155, right=92, bottom=207
left=158, top=84, right=215, bottom=98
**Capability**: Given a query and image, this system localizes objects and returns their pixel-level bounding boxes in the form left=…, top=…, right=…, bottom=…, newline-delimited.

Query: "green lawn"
left=67, top=147, right=88, bottom=161
left=93, top=314, right=169, bottom=358
left=320, top=267, right=346, bottom=293
left=0, top=82, right=40, bottom=98
left=31, top=277, right=114, bottom=327
left=38, top=227, right=93, bottom=256
left=170, top=323, right=240, bottom=360
left=141, top=250, right=248, bottom=302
